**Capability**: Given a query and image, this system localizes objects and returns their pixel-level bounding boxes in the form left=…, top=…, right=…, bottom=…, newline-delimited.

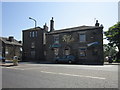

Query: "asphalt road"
left=2, top=62, right=119, bottom=88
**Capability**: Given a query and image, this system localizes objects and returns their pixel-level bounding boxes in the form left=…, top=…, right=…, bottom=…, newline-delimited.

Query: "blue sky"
left=2, top=2, right=118, bottom=43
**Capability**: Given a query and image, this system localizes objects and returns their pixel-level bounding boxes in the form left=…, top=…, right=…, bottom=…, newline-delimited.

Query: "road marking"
left=2, top=67, right=25, bottom=70
left=2, top=67, right=106, bottom=80
left=40, top=71, right=106, bottom=80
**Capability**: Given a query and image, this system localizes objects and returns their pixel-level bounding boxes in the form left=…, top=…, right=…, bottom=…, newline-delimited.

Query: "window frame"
left=79, top=47, right=87, bottom=57
left=78, top=32, right=86, bottom=42
left=30, top=32, right=32, bottom=37
left=35, top=31, right=37, bottom=37
left=53, top=35, right=59, bottom=44
left=32, top=31, right=35, bottom=37
left=31, top=50, right=35, bottom=58
left=31, top=42, right=35, bottom=48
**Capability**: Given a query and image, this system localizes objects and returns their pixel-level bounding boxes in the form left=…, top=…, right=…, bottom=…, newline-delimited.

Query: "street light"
left=29, top=17, right=37, bottom=28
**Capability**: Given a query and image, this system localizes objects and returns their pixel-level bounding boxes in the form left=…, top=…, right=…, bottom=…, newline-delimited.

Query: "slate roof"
left=22, top=27, right=42, bottom=32
left=0, top=37, right=22, bottom=46
left=47, top=25, right=103, bottom=34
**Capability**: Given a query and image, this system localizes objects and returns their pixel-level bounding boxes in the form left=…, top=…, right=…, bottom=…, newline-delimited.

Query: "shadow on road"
left=18, top=61, right=120, bottom=66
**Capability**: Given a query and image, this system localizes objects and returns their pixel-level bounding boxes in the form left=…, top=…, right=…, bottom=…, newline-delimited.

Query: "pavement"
left=0, top=63, right=14, bottom=67
left=0, top=61, right=119, bottom=67
left=0, top=60, right=19, bottom=67
left=104, top=62, right=120, bottom=65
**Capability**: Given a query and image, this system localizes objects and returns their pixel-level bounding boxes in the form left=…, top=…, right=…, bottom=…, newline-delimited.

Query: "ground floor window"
left=64, top=49, right=70, bottom=55
left=54, top=48, right=59, bottom=56
left=64, top=46, right=70, bottom=55
left=79, top=48, right=86, bottom=57
left=5, top=47, right=9, bottom=55
left=31, top=51, right=35, bottom=58
left=92, top=48, right=98, bottom=55
left=44, top=51, right=46, bottom=56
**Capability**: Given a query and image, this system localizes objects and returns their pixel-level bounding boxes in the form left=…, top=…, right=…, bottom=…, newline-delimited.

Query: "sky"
left=1, top=1, right=119, bottom=44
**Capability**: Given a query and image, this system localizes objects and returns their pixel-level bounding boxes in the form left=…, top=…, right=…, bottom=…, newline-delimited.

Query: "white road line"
left=2, top=67, right=25, bottom=70
left=40, top=71, right=106, bottom=80
left=2, top=67, right=106, bottom=80
left=2, top=67, right=41, bottom=70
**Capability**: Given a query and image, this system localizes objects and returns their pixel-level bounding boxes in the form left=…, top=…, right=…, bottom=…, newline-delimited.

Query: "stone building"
left=0, top=36, right=22, bottom=60
left=22, top=18, right=104, bottom=64
left=22, top=25, right=48, bottom=61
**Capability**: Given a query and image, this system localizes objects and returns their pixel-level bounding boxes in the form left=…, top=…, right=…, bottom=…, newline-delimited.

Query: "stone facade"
left=22, top=18, right=104, bottom=64
left=22, top=26, right=48, bottom=61
left=0, top=36, right=22, bottom=60
left=45, top=25, right=104, bottom=64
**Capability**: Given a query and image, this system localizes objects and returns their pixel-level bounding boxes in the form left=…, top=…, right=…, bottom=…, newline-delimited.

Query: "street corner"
left=0, top=63, right=18, bottom=67
left=104, top=62, right=120, bottom=65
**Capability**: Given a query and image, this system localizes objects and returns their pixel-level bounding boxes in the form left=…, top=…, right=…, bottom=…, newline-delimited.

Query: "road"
left=2, top=62, right=119, bottom=88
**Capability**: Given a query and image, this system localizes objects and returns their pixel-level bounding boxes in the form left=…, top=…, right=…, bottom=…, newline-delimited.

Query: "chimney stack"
left=43, top=23, right=48, bottom=32
left=50, top=17, right=54, bottom=32
left=9, top=36, right=14, bottom=42
left=95, top=20, right=99, bottom=26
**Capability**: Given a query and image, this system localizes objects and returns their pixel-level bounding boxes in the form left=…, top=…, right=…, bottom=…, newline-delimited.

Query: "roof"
left=0, top=37, right=22, bottom=46
left=22, top=27, right=42, bottom=32
left=47, top=25, right=103, bottom=34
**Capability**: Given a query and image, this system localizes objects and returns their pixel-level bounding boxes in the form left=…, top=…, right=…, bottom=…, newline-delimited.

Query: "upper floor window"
left=30, top=32, right=32, bottom=37
left=35, top=31, right=37, bottom=37
left=30, top=31, right=37, bottom=38
left=43, top=33, right=46, bottom=44
left=32, top=32, right=35, bottom=37
left=54, top=35, right=59, bottom=44
left=79, top=33, right=86, bottom=42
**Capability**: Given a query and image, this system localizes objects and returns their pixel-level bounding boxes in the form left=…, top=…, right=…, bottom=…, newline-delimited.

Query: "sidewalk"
left=0, top=59, right=20, bottom=67
left=0, top=61, right=119, bottom=67
left=104, top=62, right=120, bottom=65
left=0, top=62, right=14, bottom=67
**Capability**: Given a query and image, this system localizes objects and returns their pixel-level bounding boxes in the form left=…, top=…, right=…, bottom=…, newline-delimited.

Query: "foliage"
left=104, top=22, right=120, bottom=61
left=103, top=44, right=117, bottom=58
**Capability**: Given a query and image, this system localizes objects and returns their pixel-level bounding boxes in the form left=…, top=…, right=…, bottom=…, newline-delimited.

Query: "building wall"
left=22, top=28, right=45, bottom=61
left=4, top=44, right=22, bottom=60
left=46, top=27, right=104, bottom=64
left=0, top=37, right=22, bottom=60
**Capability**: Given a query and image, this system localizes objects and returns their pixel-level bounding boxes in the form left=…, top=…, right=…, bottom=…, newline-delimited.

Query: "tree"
left=103, top=44, right=117, bottom=59
left=104, top=22, right=120, bottom=61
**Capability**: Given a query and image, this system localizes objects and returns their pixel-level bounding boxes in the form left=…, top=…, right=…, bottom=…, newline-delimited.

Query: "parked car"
left=54, top=55, right=76, bottom=64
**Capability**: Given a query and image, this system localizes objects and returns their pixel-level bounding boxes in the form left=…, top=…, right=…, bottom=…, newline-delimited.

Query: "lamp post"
left=29, top=17, right=37, bottom=28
